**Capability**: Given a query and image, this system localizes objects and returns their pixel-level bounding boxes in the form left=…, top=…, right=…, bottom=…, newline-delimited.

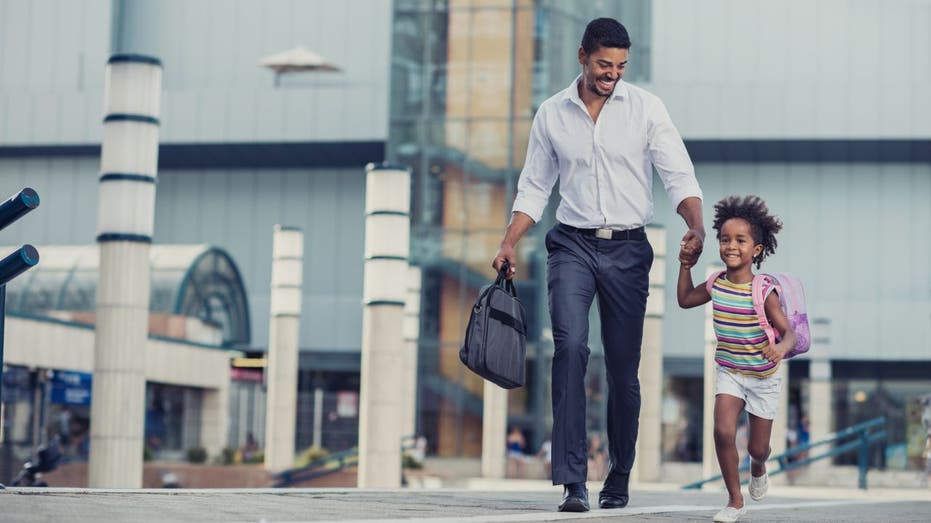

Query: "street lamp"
left=258, top=46, right=341, bottom=87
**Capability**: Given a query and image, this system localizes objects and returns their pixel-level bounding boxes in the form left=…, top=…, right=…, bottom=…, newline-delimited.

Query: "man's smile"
left=597, top=77, right=616, bottom=91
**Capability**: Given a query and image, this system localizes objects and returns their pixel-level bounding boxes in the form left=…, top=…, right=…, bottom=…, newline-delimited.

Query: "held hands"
left=679, top=228, right=705, bottom=270
left=493, top=243, right=518, bottom=280
left=678, top=246, right=696, bottom=270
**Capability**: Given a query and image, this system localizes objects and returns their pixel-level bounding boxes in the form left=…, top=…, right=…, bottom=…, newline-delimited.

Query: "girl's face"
left=718, top=218, right=763, bottom=270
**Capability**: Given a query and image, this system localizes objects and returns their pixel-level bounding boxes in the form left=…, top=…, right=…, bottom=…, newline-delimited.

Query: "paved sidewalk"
left=1, top=482, right=929, bottom=522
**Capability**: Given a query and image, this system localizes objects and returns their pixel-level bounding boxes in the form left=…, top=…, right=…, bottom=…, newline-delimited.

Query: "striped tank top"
left=711, top=275, right=778, bottom=378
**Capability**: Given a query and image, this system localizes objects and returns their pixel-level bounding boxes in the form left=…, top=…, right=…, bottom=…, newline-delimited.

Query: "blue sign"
left=49, top=370, right=93, bottom=406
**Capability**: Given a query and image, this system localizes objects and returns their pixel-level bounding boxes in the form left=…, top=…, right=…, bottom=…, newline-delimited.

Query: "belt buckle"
left=595, top=228, right=613, bottom=240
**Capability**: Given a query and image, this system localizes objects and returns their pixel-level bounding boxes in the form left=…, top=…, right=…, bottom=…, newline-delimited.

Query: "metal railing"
left=272, top=448, right=360, bottom=488
left=683, top=416, right=888, bottom=490
left=273, top=435, right=424, bottom=488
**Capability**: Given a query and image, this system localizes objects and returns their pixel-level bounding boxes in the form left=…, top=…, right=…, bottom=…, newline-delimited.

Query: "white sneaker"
left=748, top=472, right=769, bottom=501
left=713, top=506, right=747, bottom=522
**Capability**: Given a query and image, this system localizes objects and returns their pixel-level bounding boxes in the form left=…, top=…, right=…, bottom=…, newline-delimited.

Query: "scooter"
left=6, top=436, right=62, bottom=487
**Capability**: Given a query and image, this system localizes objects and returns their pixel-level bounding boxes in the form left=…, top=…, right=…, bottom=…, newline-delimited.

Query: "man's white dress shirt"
left=512, top=75, right=702, bottom=230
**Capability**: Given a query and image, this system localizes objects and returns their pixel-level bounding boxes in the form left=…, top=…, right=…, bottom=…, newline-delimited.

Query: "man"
left=492, top=18, right=704, bottom=512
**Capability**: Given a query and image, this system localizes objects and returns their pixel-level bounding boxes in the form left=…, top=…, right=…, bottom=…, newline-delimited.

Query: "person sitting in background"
left=536, top=439, right=553, bottom=479
left=506, top=426, right=527, bottom=478
left=240, top=431, right=259, bottom=462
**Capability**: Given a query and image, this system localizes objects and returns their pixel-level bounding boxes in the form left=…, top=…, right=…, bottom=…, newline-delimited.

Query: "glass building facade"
left=388, top=0, right=651, bottom=457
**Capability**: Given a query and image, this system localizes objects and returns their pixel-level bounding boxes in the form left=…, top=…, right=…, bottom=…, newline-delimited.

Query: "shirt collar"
left=563, top=74, right=629, bottom=105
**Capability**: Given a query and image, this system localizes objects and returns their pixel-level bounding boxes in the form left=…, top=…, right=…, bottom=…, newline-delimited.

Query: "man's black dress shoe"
left=558, top=482, right=589, bottom=512
left=599, top=471, right=630, bottom=509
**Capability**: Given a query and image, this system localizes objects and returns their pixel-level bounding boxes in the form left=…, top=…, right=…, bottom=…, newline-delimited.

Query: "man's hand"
left=493, top=243, right=518, bottom=280
left=493, top=212, right=534, bottom=281
left=679, top=228, right=705, bottom=267
left=675, top=197, right=705, bottom=267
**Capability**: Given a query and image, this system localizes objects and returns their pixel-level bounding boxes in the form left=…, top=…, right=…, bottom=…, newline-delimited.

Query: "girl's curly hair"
left=712, top=195, right=783, bottom=269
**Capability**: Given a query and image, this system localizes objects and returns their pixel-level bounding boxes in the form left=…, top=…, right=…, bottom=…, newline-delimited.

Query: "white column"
left=702, top=265, right=724, bottom=479
left=401, top=266, right=422, bottom=440
left=481, top=382, right=508, bottom=478
left=633, top=225, right=665, bottom=484
left=89, top=54, right=162, bottom=488
left=312, top=387, right=324, bottom=448
left=358, top=163, right=411, bottom=488
left=771, top=365, right=790, bottom=459
left=264, top=226, right=304, bottom=472
left=808, top=319, right=833, bottom=471
left=201, top=385, right=229, bottom=459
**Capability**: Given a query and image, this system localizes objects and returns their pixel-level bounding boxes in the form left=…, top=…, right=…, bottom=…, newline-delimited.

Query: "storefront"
left=0, top=244, right=250, bottom=481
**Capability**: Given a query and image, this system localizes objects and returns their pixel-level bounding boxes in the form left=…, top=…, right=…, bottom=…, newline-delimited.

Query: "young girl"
left=677, top=195, right=797, bottom=523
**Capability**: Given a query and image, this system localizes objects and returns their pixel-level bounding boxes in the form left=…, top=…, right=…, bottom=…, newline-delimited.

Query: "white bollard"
left=808, top=319, right=833, bottom=472
left=89, top=54, right=162, bottom=488
left=401, top=266, right=422, bottom=442
left=702, top=265, right=724, bottom=480
left=481, top=382, right=508, bottom=478
left=633, top=225, right=665, bottom=484
left=358, top=163, right=411, bottom=488
left=264, top=226, right=304, bottom=472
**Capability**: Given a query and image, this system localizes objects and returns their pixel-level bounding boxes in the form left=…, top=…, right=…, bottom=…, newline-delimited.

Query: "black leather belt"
left=560, top=223, right=646, bottom=241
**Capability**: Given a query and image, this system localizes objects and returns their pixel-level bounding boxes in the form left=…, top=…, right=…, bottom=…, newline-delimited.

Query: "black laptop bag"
left=459, top=262, right=527, bottom=389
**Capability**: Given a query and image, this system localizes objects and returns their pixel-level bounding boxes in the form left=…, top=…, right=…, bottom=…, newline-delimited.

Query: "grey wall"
left=0, top=0, right=110, bottom=144
left=0, top=0, right=390, bottom=353
left=0, top=157, right=367, bottom=353
left=0, top=157, right=100, bottom=244
left=654, top=161, right=931, bottom=361
left=647, top=0, right=931, bottom=139
left=1, top=0, right=393, bottom=145
left=153, top=167, right=366, bottom=352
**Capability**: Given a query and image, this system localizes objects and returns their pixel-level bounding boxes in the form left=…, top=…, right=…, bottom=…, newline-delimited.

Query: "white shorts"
left=716, top=366, right=783, bottom=420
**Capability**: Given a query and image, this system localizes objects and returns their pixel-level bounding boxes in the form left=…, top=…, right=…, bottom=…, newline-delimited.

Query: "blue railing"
left=272, top=448, right=359, bottom=487
left=683, top=416, right=887, bottom=490
left=273, top=435, right=423, bottom=488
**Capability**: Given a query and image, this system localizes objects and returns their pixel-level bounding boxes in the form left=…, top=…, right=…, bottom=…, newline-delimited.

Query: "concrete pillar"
left=808, top=319, right=833, bottom=470
left=702, top=265, right=724, bottom=479
left=773, top=364, right=790, bottom=448
left=358, top=163, right=411, bottom=488
left=481, top=382, right=508, bottom=478
left=181, top=389, right=201, bottom=451
left=201, top=386, right=229, bottom=459
left=633, top=225, right=665, bottom=484
left=401, top=265, right=422, bottom=440
left=89, top=54, right=162, bottom=488
left=312, top=387, right=324, bottom=448
left=264, top=226, right=304, bottom=472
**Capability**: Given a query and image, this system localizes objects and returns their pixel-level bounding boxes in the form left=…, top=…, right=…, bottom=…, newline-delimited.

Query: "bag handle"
left=495, top=260, right=517, bottom=297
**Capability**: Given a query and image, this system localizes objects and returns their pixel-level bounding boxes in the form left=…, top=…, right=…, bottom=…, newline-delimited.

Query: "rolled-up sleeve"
left=511, top=108, right=559, bottom=223
left=647, top=98, right=703, bottom=210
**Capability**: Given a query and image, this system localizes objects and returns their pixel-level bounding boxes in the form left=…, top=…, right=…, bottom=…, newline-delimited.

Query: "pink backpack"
left=706, top=271, right=811, bottom=359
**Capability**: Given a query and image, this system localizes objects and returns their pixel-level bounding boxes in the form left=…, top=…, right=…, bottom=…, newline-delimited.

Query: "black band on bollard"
left=104, top=114, right=160, bottom=126
left=99, top=173, right=157, bottom=184
left=108, top=54, right=163, bottom=67
left=96, top=233, right=153, bottom=244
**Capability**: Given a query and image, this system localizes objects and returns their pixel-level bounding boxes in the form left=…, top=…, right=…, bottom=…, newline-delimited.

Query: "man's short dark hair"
left=581, top=18, right=631, bottom=54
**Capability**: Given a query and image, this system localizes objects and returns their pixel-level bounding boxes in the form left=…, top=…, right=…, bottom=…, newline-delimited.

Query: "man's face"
left=578, top=45, right=629, bottom=97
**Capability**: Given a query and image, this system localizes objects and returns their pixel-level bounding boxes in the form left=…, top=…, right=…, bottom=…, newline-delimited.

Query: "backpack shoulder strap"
left=753, top=274, right=779, bottom=346
left=705, top=270, right=726, bottom=296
